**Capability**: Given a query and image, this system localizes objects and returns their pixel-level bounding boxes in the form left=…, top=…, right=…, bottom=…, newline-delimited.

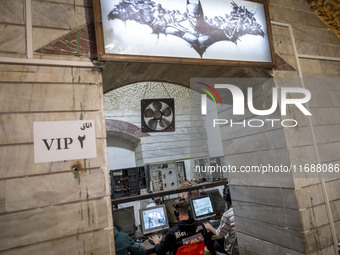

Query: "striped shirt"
left=215, top=207, right=236, bottom=252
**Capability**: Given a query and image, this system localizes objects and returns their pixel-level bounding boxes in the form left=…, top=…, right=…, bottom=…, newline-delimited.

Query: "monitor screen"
left=139, top=204, right=170, bottom=235
left=190, top=195, right=216, bottom=220
left=113, top=206, right=136, bottom=235
left=200, top=189, right=227, bottom=216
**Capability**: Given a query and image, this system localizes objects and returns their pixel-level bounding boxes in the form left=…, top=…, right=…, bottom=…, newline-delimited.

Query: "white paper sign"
left=33, top=120, right=97, bottom=163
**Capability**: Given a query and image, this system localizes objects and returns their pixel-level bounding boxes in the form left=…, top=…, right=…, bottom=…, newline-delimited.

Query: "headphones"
left=174, top=205, right=179, bottom=219
left=223, top=184, right=232, bottom=209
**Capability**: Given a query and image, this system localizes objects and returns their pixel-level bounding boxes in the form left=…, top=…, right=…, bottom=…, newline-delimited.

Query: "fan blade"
left=148, top=119, right=158, bottom=130
left=144, top=108, right=154, bottom=118
left=153, top=101, right=162, bottom=111
left=162, top=106, right=172, bottom=117
left=159, top=118, right=170, bottom=128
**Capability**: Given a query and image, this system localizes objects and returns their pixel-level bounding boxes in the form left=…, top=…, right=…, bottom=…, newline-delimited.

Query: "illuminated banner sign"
left=94, top=0, right=275, bottom=67
left=33, top=120, right=97, bottom=163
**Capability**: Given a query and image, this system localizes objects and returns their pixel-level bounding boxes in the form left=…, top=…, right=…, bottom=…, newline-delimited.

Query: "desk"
left=140, top=239, right=155, bottom=255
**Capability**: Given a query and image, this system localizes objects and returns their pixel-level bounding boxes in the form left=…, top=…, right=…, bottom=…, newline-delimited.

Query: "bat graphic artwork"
left=107, top=0, right=266, bottom=57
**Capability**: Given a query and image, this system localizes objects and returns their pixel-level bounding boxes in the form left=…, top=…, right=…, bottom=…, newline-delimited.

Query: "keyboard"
left=206, top=220, right=220, bottom=228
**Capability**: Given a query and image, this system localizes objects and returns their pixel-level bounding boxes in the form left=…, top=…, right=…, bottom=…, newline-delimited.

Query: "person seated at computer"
left=146, top=196, right=162, bottom=208
left=148, top=197, right=211, bottom=255
left=204, top=184, right=236, bottom=255
left=114, top=226, right=146, bottom=255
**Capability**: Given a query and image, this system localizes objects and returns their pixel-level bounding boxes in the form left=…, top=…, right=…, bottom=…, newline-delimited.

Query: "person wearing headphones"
left=204, top=184, right=236, bottom=255
left=148, top=197, right=211, bottom=255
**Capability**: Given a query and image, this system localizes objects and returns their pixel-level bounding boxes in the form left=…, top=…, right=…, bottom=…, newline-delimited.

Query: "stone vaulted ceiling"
left=302, top=0, right=340, bottom=38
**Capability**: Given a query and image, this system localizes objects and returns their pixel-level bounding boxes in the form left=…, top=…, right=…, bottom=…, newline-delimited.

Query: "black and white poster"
left=100, top=0, right=273, bottom=63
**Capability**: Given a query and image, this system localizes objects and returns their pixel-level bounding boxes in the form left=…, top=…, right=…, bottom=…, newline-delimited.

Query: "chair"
left=218, top=236, right=238, bottom=255
left=176, top=241, right=205, bottom=255
left=230, top=237, right=238, bottom=255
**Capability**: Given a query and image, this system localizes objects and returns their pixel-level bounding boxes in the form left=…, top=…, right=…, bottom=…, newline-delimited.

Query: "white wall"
left=204, top=98, right=224, bottom=158
left=107, top=135, right=136, bottom=170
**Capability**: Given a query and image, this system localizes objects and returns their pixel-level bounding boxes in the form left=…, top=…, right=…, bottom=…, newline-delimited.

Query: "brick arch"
left=105, top=119, right=150, bottom=140
left=102, top=62, right=274, bottom=93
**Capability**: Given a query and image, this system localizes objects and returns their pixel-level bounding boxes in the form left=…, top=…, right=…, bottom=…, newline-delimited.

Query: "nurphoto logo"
left=198, top=83, right=312, bottom=128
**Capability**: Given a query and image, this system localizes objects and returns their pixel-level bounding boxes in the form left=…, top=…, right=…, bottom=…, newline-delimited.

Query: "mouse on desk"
left=135, top=238, right=145, bottom=243
left=148, top=239, right=155, bottom=245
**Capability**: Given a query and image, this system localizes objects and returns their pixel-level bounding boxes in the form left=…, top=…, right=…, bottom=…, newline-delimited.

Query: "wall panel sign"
left=33, top=120, right=97, bottom=163
left=93, top=0, right=275, bottom=67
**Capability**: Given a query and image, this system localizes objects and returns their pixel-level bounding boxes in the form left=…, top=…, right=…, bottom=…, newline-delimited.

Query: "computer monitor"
left=190, top=195, right=216, bottom=220
left=139, top=204, right=170, bottom=235
left=113, top=206, right=136, bottom=235
left=200, top=189, right=227, bottom=216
